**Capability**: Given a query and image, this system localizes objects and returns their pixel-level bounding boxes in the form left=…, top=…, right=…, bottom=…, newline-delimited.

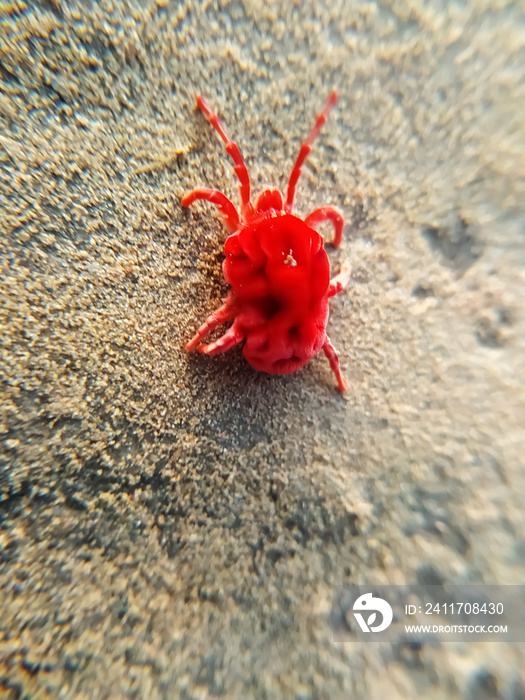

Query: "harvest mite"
left=182, top=92, right=350, bottom=391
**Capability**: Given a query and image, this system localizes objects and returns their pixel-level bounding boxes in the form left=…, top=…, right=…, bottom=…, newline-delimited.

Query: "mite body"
left=183, top=92, right=350, bottom=391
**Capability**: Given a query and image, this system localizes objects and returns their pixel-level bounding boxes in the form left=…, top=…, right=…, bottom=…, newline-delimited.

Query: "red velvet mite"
left=182, top=91, right=350, bottom=391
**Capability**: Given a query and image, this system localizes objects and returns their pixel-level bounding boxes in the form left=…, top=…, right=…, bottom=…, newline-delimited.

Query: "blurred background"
left=1, top=0, right=524, bottom=697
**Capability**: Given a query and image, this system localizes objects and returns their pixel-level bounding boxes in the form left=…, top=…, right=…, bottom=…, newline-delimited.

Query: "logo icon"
left=352, top=593, right=393, bottom=632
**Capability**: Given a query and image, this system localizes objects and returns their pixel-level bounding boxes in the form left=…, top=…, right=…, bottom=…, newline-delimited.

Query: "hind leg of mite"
left=186, top=298, right=237, bottom=351
left=322, top=337, right=346, bottom=392
left=196, top=323, right=244, bottom=356
left=328, top=261, right=351, bottom=298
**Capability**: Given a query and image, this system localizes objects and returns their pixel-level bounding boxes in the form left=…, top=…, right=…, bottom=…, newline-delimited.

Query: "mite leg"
left=304, top=206, right=344, bottom=247
left=195, top=95, right=252, bottom=216
left=285, top=90, right=338, bottom=213
left=185, top=297, right=237, bottom=351
left=328, top=261, right=351, bottom=298
left=181, top=188, right=240, bottom=232
left=196, top=323, right=244, bottom=356
left=322, top=337, right=346, bottom=392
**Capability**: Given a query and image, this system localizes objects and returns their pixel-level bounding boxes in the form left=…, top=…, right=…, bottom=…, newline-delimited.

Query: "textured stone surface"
left=1, top=0, right=524, bottom=697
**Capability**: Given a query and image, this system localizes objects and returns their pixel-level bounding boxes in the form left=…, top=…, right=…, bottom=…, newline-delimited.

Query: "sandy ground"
left=1, top=0, right=525, bottom=698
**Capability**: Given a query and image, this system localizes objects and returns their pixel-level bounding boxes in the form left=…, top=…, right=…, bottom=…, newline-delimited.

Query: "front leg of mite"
left=181, top=188, right=240, bottom=233
left=304, top=206, right=345, bottom=247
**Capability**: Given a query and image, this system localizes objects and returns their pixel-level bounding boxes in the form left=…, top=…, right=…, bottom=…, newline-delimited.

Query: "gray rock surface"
left=1, top=0, right=524, bottom=697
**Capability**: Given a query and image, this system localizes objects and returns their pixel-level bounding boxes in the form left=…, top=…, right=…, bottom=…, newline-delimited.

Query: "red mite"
left=182, top=91, right=350, bottom=391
